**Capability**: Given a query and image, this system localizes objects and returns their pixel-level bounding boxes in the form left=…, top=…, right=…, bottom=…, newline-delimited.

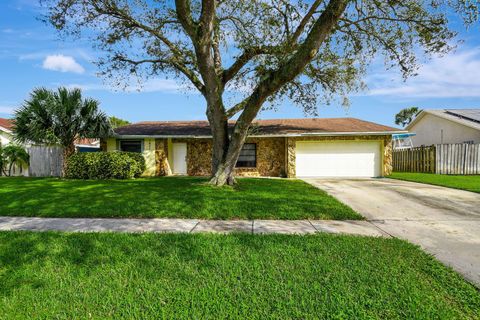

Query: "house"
left=407, top=109, right=480, bottom=146
left=1, top=117, right=100, bottom=176
left=103, top=118, right=404, bottom=178
left=0, top=118, right=29, bottom=176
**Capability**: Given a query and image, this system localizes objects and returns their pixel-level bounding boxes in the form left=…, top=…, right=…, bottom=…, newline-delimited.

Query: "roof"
left=74, top=138, right=100, bottom=147
left=407, top=109, right=480, bottom=131
left=114, top=118, right=403, bottom=137
left=0, top=118, right=13, bottom=132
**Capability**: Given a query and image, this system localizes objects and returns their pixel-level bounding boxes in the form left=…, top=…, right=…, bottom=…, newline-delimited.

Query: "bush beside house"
left=65, top=152, right=145, bottom=179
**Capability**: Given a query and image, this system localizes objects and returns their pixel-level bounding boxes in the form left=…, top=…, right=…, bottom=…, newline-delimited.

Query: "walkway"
left=0, top=216, right=389, bottom=236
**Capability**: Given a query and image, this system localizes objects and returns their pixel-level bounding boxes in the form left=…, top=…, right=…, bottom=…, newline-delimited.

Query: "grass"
left=0, top=232, right=478, bottom=319
left=0, top=177, right=361, bottom=220
left=389, top=172, right=480, bottom=193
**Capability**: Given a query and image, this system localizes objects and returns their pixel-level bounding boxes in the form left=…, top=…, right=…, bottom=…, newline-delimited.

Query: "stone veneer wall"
left=155, top=139, right=171, bottom=176
left=166, top=137, right=286, bottom=177
left=285, top=135, right=393, bottom=177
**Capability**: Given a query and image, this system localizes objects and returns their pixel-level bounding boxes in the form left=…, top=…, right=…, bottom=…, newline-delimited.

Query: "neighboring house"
left=0, top=118, right=28, bottom=176
left=407, top=109, right=480, bottom=146
left=75, top=138, right=101, bottom=152
left=0, top=118, right=14, bottom=147
left=103, top=118, right=404, bottom=178
left=1, top=118, right=100, bottom=176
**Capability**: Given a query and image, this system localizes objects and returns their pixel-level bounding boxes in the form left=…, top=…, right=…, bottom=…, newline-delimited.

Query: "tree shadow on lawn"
left=0, top=177, right=359, bottom=219
left=0, top=231, right=479, bottom=319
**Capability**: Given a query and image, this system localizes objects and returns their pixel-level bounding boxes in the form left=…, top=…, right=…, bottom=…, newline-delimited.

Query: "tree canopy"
left=109, top=116, right=130, bottom=129
left=395, top=106, right=421, bottom=127
left=42, top=0, right=479, bottom=185
left=14, top=87, right=112, bottom=173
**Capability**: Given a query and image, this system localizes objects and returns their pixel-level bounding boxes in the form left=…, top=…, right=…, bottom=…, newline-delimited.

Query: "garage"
left=295, top=140, right=382, bottom=177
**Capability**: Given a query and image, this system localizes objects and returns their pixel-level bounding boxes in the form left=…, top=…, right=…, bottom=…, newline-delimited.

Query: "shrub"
left=65, top=152, right=146, bottom=179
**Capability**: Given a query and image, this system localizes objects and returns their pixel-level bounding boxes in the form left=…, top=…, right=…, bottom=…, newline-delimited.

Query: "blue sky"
left=1, top=0, right=479, bottom=127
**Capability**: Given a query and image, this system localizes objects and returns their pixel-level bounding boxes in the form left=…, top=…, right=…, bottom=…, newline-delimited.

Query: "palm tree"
left=1, top=144, right=30, bottom=176
left=14, top=87, right=112, bottom=175
left=395, top=107, right=421, bottom=127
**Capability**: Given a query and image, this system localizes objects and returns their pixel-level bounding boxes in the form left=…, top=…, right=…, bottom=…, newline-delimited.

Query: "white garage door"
left=296, top=141, right=381, bottom=177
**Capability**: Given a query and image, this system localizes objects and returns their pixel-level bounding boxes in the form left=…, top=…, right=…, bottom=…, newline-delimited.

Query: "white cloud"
left=366, top=48, right=480, bottom=98
left=138, top=78, right=186, bottom=93
left=0, top=106, right=15, bottom=114
left=62, top=78, right=190, bottom=94
left=42, top=54, right=85, bottom=74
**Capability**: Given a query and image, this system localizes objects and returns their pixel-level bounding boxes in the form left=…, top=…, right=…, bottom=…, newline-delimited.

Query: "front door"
left=172, top=143, right=187, bottom=175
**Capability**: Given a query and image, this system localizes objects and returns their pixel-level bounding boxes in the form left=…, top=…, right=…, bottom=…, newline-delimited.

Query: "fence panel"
left=393, top=143, right=480, bottom=175
left=392, top=146, right=436, bottom=173
left=28, top=146, right=64, bottom=177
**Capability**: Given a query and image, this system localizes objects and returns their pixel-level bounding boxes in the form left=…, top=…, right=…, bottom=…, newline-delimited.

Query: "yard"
left=0, top=232, right=478, bottom=319
left=0, top=177, right=361, bottom=220
left=389, top=172, right=480, bottom=193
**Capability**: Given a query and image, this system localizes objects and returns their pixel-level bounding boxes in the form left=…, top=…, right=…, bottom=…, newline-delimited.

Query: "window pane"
left=236, top=143, right=256, bottom=168
left=120, top=140, right=142, bottom=153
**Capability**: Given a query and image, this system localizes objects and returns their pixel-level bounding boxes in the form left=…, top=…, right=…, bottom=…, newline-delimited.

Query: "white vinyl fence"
left=28, top=146, right=64, bottom=177
left=435, top=143, right=480, bottom=175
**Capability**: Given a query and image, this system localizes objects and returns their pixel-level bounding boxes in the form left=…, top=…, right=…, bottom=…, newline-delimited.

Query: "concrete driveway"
left=304, top=178, right=480, bottom=287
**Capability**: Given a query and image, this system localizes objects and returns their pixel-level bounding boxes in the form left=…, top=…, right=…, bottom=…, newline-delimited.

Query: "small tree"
left=14, top=87, right=112, bottom=175
left=109, top=116, right=130, bottom=129
left=0, top=144, right=30, bottom=176
left=395, top=107, right=421, bottom=127
left=43, top=0, right=479, bottom=185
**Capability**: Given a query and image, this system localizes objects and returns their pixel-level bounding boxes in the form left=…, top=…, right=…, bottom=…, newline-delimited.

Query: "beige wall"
left=104, top=137, right=156, bottom=177
left=409, top=114, right=480, bottom=146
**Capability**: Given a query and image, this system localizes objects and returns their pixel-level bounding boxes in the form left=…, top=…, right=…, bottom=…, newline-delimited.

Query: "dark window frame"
left=236, top=143, right=257, bottom=168
left=118, top=140, right=143, bottom=153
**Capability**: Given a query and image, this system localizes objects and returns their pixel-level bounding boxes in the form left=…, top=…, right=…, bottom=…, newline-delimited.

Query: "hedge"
left=65, top=152, right=146, bottom=179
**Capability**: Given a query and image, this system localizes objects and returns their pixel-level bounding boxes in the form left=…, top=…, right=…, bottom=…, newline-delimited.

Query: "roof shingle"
left=0, top=118, right=13, bottom=131
left=114, top=118, right=401, bottom=137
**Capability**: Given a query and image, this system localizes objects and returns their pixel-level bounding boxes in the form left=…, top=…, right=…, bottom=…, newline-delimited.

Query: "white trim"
left=0, top=126, right=12, bottom=134
left=114, top=131, right=406, bottom=139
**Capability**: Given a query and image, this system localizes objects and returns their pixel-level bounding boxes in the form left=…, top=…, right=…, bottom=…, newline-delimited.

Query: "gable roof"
left=0, top=118, right=13, bottom=133
left=114, top=118, right=403, bottom=138
left=407, top=109, right=480, bottom=131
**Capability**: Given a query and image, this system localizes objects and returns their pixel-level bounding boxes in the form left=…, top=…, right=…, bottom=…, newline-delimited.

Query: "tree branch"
left=174, top=0, right=197, bottom=38
left=290, top=0, right=324, bottom=44
left=114, top=55, right=205, bottom=93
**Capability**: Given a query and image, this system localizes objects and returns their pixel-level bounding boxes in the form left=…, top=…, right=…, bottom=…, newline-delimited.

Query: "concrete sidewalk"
left=0, top=216, right=389, bottom=237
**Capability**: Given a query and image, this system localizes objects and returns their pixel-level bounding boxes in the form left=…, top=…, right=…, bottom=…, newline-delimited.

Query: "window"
left=119, top=140, right=142, bottom=153
left=236, top=143, right=256, bottom=168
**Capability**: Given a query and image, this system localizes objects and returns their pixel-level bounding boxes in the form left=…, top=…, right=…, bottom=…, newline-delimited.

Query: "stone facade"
left=173, top=137, right=286, bottom=177
left=155, top=139, right=171, bottom=176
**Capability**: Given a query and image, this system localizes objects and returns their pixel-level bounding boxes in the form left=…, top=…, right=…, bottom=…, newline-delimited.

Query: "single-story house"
left=103, top=118, right=404, bottom=178
left=1, top=117, right=100, bottom=176
left=407, top=109, right=480, bottom=146
left=0, top=118, right=29, bottom=176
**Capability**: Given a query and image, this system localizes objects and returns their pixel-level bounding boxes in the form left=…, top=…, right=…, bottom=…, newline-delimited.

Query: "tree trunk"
left=209, top=117, right=252, bottom=186
left=62, top=143, right=76, bottom=177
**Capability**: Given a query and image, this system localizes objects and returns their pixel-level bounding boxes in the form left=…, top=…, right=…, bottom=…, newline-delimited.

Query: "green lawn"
left=0, top=177, right=361, bottom=220
left=389, top=172, right=480, bottom=193
left=0, top=232, right=478, bottom=319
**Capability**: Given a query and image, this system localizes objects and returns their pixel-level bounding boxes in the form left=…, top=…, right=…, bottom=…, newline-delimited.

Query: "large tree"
left=109, top=116, right=130, bottom=129
left=14, top=87, right=112, bottom=174
left=395, top=106, right=421, bottom=127
left=43, top=0, right=478, bottom=185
